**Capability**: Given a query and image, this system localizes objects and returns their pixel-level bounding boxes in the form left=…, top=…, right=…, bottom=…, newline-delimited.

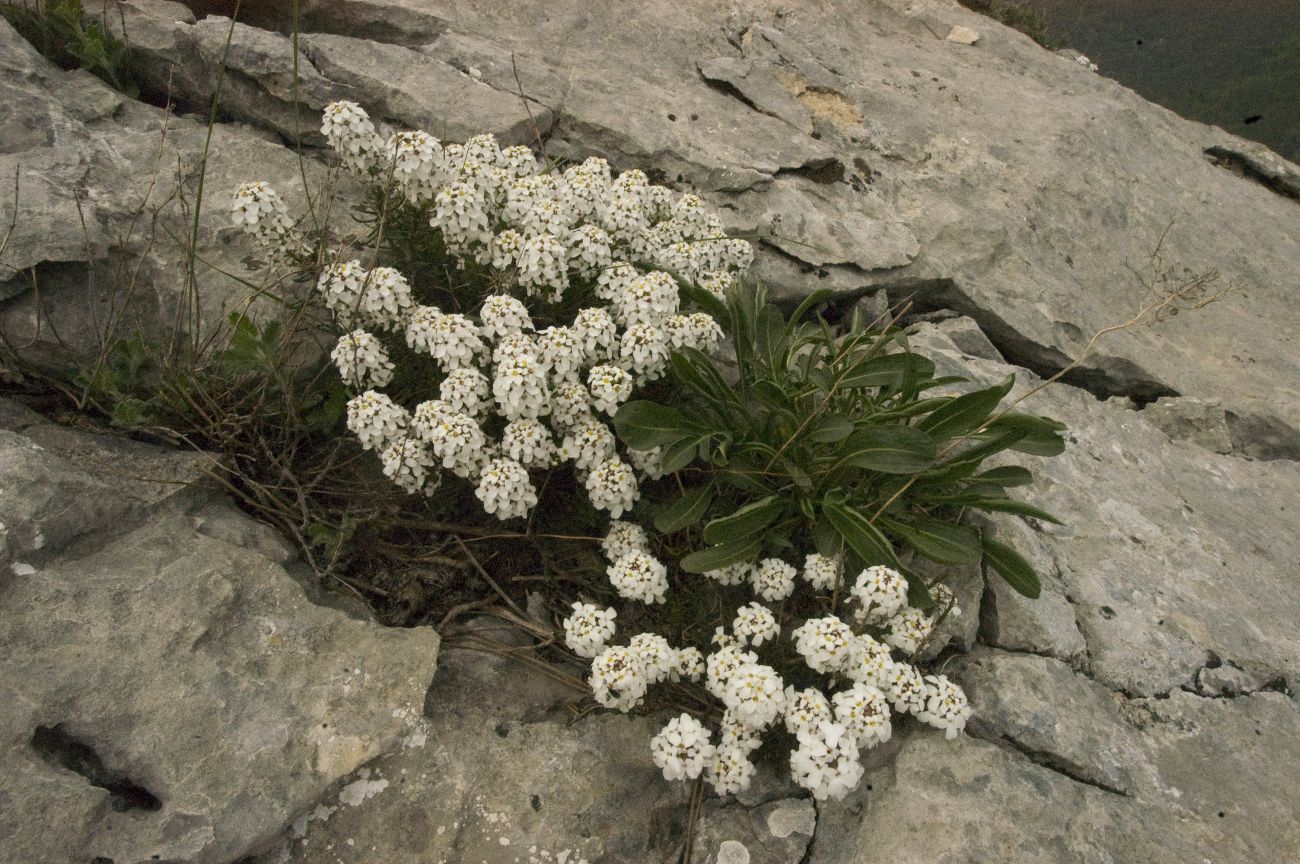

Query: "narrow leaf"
left=702, top=496, right=786, bottom=545
left=680, top=535, right=763, bottom=574
left=918, top=375, right=1014, bottom=440
left=982, top=537, right=1042, bottom=598
left=882, top=516, right=982, bottom=565
left=654, top=484, right=715, bottom=533
left=841, top=426, right=937, bottom=474
left=973, top=465, right=1034, bottom=487
left=962, top=497, right=1064, bottom=525
left=823, top=500, right=901, bottom=568
left=612, top=400, right=696, bottom=450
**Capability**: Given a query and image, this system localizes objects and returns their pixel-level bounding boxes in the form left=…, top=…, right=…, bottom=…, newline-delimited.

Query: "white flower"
left=630, top=632, right=675, bottom=684
left=491, top=228, right=524, bottom=269
left=620, top=323, right=670, bottom=384
left=651, top=714, right=715, bottom=782
left=559, top=418, right=617, bottom=471
left=917, top=675, right=972, bottom=740
left=431, top=181, right=492, bottom=249
left=790, top=720, right=863, bottom=801
left=499, top=144, right=537, bottom=178
left=230, top=181, right=299, bottom=257
left=562, top=602, right=617, bottom=659
left=844, top=634, right=893, bottom=690
left=572, top=307, right=618, bottom=363
left=550, top=379, right=593, bottom=430
left=331, top=329, right=394, bottom=389
left=386, top=130, right=444, bottom=202
left=664, top=312, right=723, bottom=354
left=537, top=326, right=584, bottom=381
left=607, top=550, right=668, bottom=604
left=321, top=100, right=381, bottom=172
left=705, top=742, right=757, bottom=796
left=699, top=270, right=734, bottom=300
left=832, top=683, right=892, bottom=748
left=883, top=607, right=935, bottom=656
left=751, top=558, right=797, bottom=602
left=733, top=602, right=779, bottom=647
left=722, top=238, right=754, bottom=271
left=502, top=417, right=557, bottom=469
left=792, top=615, right=857, bottom=675
left=704, top=562, right=751, bottom=587
left=585, top=457, right=640, bottom=518
left=587, top=365, right=633, bottom=414
left=503, top=174, right=557, bottom=223
left=479, top=294, right=534, bottom=339
left=627, top=445, right=665, bottom=480
left=670, top=646, right=705, bottom=682
left=718, top=709, right=762, bottom=754
left=463, top=133, right=501, bottom=170
left=516, top=232, right=570, bottom=301
left=644, top=184, right=676, bottom=223
left=357, top=266, right=414, bottom=330
left=380, top=436, right=434, bottom=494
left=317, top=259, right=368, bottom=326
left=784, top=687, right=834, bottom=737
left=438, top=367, right=490, bottom=418
left=474, top=458, right=538, bottom=520
left=722, top=663, right=786, bottom=730
left=346, top=390, right=408, bottom=452
left=589, top=644, right=647, bottom=712
left=492, top=332, right=538, bottom=366
left=884, top=661, right=927, bottom=715
left=568, top=223, right=613, bottom=276
left=802, top=553, right=843, bottom=591
left=931, top=583, right=962, bottom=619
left=594, top=261, right=639, bottom=302
left=706, top=645, right=758, bottom=700
left=493, top=354, right=550, bottom=419
left=602, top=520, right=649, bottom=561
left=848, top=565, right=909, bottom=624
left=614, top=270, right=679, bottom=328
left=418, top=408, right=487, bottom=478
left=414, top=310, right=486, bottom=370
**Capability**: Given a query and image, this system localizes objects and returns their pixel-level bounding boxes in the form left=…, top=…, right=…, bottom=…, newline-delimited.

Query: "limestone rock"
left=0, top=404, right=440, bottom=863
left=1141, top=396, right=1235, bottom=454
left=252, top=646, right=689, bottom=864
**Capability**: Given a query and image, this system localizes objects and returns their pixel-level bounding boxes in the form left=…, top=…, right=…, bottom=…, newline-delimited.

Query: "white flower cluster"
left=233, top=102, right=751, bottom=516
left=593, top=542, right=972, bottom=801
left=230, top=181, right=302, bottom=260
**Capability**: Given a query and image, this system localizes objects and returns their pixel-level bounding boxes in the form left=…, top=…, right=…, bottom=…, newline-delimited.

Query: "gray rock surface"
left=3, top=1, right=1300, bottom=861
left=0, top=17, right=318, bottom=369
left=252, top=644, right=693, bottom=864
left=0, top=403, right=440, bottom=863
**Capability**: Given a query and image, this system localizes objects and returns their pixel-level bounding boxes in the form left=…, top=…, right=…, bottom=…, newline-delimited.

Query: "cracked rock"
left=0, top=405, right=440, bottom=863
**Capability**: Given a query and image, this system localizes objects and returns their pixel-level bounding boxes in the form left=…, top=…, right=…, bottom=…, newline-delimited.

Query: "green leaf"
left=613, top=401, right=696, bottom=450
left=918, top=375, right=1014, bottom=441
left=902, top=566, right=936, bottom=610
left=702, top=496, right=787, bottom=545
left=840, top=352, right=934, bottom=390
left=882, top=516, right=982, bottom=565
left=823, top=500, right=901, bottom=568
left=813, top=514, right=844, bottom=557
left=973, top=465, right=1034, bottom=487
left=655, top=484, right=715, bottom=533
left=659, top=434, right=706, bottom=474
left=961, top=498, right=1064, bottom=525
left=807, top=413, right=854, bottom=444
left=1002, top=413, right=1069, bottom=456
left=982, top=537, right=1042, bottom=598
left=680, top=535, right=764, bottom=574
left=841, top=426, right=937, bottom=473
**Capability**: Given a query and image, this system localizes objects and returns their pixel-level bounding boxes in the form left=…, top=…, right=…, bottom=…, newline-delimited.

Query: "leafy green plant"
left=1, top=0, right=139, bottom=97
left=614, top=281, right=1066, bottom=602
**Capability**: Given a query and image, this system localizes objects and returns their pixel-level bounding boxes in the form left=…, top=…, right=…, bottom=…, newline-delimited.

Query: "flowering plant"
left=561, top=285, right=1066, bottom=801
left=231, top=101, right=750, bottom=522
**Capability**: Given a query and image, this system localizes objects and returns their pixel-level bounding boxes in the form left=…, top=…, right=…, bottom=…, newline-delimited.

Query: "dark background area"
left=1032, top=0, right=1300, bottom=161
